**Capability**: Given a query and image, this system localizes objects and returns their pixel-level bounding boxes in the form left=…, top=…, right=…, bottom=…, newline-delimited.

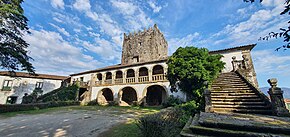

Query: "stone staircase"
left=180, top=112, right=290, bottom=137
left=210, top=72, right=272, bottom=115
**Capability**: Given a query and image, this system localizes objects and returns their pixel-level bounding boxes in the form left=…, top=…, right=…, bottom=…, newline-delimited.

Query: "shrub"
left=87, top=99, right=98, bottom=106
left=137, top=107, right=184, bottom=137
left=0, top=101, right=80, bottom=113
left=162, top=95, right=183, bottom=108
left=176, top=100, right=199, bottom=124
left=37, top=85, right=79, bottom=102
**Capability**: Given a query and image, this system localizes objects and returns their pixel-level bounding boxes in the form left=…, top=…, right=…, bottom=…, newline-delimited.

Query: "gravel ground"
left=0, top=109, right=137, bottom=137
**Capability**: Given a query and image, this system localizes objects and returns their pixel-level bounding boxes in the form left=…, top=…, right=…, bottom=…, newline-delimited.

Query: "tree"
left=166, top=47, right=225, bottom=104
left=0, top=0, right=35, bottom=73
left=244, top=0, right=290, bottom=51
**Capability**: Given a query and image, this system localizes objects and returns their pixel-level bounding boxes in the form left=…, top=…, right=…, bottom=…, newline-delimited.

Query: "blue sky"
left=21, top=0, right=290, bottom=88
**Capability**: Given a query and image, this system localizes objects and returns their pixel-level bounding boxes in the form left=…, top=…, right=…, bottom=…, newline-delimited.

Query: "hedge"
left=0, top=101, right=80, bottom=113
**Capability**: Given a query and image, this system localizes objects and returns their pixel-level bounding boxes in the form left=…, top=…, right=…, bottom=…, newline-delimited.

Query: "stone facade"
left=121, top=24, right=168, bottom=65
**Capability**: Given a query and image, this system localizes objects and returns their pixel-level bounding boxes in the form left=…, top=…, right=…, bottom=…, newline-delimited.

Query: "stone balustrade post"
left=123, top=72, right=126, bottom=84
left=148, top=69, right=152, bottom=81
left=112, top=72, right=115, bottom=84
left=231, top=56, right=237, bottom=71
left=203, top=81, right=213, bottom=112
left=102, top=73, right=105, bottom=85
left=267, top=78, right=290, bottom=116
left=135, top=70, right=139, bottom=83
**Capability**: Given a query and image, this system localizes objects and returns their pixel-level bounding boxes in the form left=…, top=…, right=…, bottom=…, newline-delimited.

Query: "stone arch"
left=106, top=72, right=112, bottom=80
left=97, top=88, right=114, bottom=105
left=126, top=69, right=135, bottom=78
left=118, top=86, right=138, bottom=106
left=97, top=73, right=102, bottom=81
left=139, top=67, right=148, bottom=76
left=152, top=65, right=164, bottom=75
left=115, top=70, right=123, bottom=79
left=143, top=84, right=168, bottom=106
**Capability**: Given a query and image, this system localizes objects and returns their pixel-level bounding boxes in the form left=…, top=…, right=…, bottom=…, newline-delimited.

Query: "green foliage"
left=37, top=85, right=79, bottom=102
left=162, top=95, right=184, bottom=108
left=22, top=88, right=44, bottom=104
left=167, top=47, right=224, bottom=104
left=137, top=107, right=184, bottom=137
left=177, top=101, right=199, bottom=124
left=0, top=0, right=34, bottom=73
left=0, top=101, right=80, bottom=113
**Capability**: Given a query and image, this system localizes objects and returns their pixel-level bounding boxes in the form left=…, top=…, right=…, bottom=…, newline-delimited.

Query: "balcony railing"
left=152, top=74, right=165, bottom=81
left=126, top=77, right=135, bottom=83
left=104, top=79, right=112, bottom=85
left=2, top=86, right=12, bottom=91
left=138, top=76, right=149, bottom=83
left=115, top=78, right=123, bottom=84
left=89, top=74, right=167, bottom=87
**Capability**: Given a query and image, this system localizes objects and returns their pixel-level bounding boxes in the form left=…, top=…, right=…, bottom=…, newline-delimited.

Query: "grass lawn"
left=98, top=120, right=142, bottom=137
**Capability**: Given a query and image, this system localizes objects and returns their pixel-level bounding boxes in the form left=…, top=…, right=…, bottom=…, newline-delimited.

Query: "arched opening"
left=115, top=70, right=123, bottom=84
left=153, top=65, right=164, bottom=75
left=105, top=72, right=112, bottom=84
left=106, top=72, right=112, bottom=80
left=139, top=67, right=148, bottom=76
left=97, top=88, right=114, bottom=105
left=145, top=85, right=167, bottom=106
left=126, top=69, right=135, bottom=83
left=119, top=87, right=137, bottom=106
left=96, top=73, right=102, bottom=85
left=126, top=69, right=135, bottom=78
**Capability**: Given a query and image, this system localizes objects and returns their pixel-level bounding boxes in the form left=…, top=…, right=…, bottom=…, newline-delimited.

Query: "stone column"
left=267, top=78, right=290, bottom=116
left=102, top=73, right=105, bottom=85
left=112, top=72, right=115, bottom=84
left=123, top=72, right=126, bottom=84
left=203, top=81, right=213, bottom=113
left=135, top=70, right=139, bottom=83
left=148, top=69, right=152, bottom=82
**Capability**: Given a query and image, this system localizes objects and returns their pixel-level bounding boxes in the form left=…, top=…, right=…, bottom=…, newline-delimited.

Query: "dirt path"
left=0, top=108, right=138, bottom=137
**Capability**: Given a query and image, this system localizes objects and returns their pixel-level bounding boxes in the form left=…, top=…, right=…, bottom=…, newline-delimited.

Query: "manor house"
left=70, top=24, right=259, bottom=108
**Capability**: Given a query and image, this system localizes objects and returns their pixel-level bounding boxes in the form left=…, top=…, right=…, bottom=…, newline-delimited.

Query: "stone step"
left=211, top=85, right=249, bottom=89
left=212, top=83, right=248, bottom=87
left=211, top=90, right=254, bottom=93
left=212, top=108, right=272, bottom=114
left=211, top=87, right=252, bottom=90
left=211, top=95, right=260, bottom=98
left=212, top=101, right=266, bottom=105
left=211, top=98, right=263, bottom=102
left=211, top=93, right=256, bottom=96
left=212, top=104, right=269, bottom=109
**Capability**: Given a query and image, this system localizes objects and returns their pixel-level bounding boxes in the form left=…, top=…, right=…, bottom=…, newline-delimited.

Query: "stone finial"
left=242, top=55, right=249, bottom=61
left=154, top=24, right=158, bottom=29
left=268, top=78, right=278, bottom=88
left=203, top=81, right=209, bottom=88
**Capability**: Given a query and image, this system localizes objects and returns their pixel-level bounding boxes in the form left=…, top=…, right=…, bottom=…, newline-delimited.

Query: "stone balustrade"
left=115, top=78, right=123, bottom=84
left=138, top=76, right=149, bottom=83
left=152, top=74, right=165, bottom=81
left=126, top=77, right=135, bottom=83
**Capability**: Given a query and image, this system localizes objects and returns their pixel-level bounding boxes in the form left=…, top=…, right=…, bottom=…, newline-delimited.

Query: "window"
left=133, top=56, right=139, bottom=63
left=35, top=82, right=43, bottom=89
left=2, top=80, right=12, bottom=91
left=80, top=77, right=84, bottom=82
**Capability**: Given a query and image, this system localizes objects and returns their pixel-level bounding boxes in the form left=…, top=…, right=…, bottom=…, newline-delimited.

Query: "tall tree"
left=0, top=0, right=34, bottom=73
left=166, top=47, right=225, bottom=104
left=244, top=0, right=290, bottom=51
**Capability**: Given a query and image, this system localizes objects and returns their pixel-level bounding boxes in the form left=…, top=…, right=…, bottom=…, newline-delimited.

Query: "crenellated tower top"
left=121, top=24, right=168, bottom=65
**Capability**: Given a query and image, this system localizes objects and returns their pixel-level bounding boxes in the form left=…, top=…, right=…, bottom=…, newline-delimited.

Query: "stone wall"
left=121, top=24, right=168, bottom=65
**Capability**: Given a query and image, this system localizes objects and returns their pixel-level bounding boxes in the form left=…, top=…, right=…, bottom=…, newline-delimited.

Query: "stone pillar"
left=123, top=72, right=126, bottom=84
left=148, top=69, right=152, bottom=81
left=102, top=73, right=105, bottom=85
left=267, top=78, right=290, bottom=116
left=112, top=72, right=115, bottom=84
left=231, top=56, right=237, bottom=71
left=135, top=70, right=138, bottom=83
left=204, top=81, right=212, bottom=113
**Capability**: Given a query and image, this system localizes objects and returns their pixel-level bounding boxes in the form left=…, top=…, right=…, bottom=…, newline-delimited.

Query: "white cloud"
left=24, top=29, right=103, bottom=75
left=51, top=0, right=64, bottom=9
left=49, top=23, right=70, bottom=37
left=148, top=1, right=162, bottom=13
left=168, top=32, right=201, bottom=54
left=252, top=49, right=290, bottom=76
left=111, top=0, right=137, bottom=15
left=73, top=0, right=91, bottom=12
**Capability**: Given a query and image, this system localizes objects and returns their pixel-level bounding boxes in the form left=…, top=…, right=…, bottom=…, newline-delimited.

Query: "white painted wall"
left=218, top=51, right=243, bottom=73
left=0, top=76, right=63, bottom=104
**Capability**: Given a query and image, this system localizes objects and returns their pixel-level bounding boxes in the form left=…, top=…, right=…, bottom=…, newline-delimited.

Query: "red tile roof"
left=0, top=71, right=68, bottom=80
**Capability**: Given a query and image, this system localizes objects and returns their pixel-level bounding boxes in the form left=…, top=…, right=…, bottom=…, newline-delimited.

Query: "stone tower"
left=121, top=24, right=168, bottom=65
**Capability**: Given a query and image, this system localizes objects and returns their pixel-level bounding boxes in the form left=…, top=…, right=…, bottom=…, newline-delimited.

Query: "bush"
left=87, top=99, right=98, bottom=106
left=37, top=85, right=79, bottom=102
left=137, top=107, right=184, bottom=137
left=0, top=101, right=80, bottom=113
left=162, top=95, right=183, bottom=108
left=176, top=100, right=199, bottom=124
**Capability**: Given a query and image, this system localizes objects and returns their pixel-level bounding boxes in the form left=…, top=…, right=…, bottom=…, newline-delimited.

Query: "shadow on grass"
left=98, top=120, right=141, bottom=137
